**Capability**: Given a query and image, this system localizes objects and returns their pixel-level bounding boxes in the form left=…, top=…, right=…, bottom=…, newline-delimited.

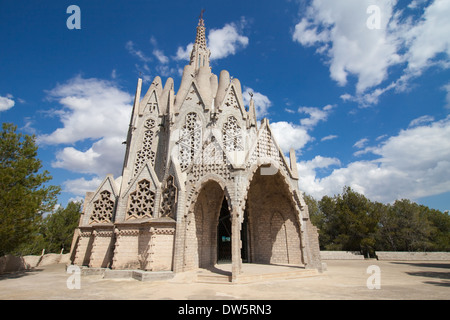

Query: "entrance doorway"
left=217, top=198, right=231, bottom=263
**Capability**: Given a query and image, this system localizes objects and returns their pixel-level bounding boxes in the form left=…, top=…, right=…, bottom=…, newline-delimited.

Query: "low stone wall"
left=376, top=251, right=450, bottom=261
left=320, top=251, right=365, bottom=260
left=0, top=253, right=71, bottom=274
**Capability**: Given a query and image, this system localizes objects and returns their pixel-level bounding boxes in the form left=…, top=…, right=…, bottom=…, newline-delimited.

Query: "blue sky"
left=1, top=0, right=449, bottom=212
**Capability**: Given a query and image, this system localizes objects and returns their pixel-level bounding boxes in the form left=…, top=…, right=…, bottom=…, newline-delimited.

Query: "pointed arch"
left=244, top=165, right=304, bottom=265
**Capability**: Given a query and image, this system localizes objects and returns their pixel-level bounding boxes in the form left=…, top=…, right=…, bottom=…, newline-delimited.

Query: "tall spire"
left=190, top=10, right=211, bottom=71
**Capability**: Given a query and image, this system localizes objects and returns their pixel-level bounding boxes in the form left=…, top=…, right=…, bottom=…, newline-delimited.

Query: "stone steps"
left=196, top=264, right=319, bottom=284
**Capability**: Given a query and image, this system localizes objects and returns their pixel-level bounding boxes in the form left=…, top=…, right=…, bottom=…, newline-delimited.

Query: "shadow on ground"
left=0, top=268, right=44, bottom=281
left=390, top=262, right=450, bottom=287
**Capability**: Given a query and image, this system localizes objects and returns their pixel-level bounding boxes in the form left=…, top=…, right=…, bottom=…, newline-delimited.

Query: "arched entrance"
left=187, top=180, right=234, bottom=269
left=245, top=166, right=304, bottom=266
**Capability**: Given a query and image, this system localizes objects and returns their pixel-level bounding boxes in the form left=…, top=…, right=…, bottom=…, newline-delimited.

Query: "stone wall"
left=0, top=253, right=71, bottom=274
left=376, top=251, right=450, bottom=261
left=320, top=251, right=365, bottom=260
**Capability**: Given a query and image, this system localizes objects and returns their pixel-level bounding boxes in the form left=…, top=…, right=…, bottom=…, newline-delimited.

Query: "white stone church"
left=70, top=14, right=322, bottom=281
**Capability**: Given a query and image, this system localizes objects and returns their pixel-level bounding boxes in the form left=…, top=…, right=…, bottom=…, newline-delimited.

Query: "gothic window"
left=134, top=118, right=156, bottom=175
left=127, top=179, right=155, bottom=219
left=223, top=116, right=243, bottom=152
left=90, top=190, right=115, bottom=224
left=160, top=176, right=177, bottom=219
left=178, top=112, right=202, bottom=171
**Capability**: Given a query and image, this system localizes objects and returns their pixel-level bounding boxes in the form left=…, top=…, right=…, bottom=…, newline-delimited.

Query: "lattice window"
left=223, top=116, right=243, bottom=152
left=160, top=176, right=177, bottom=218
left=134, top=118, right=156, bottom=175
left=178, top=112, right=202, bottom=171
left=224, top=89, right=238, bottom=109
left=127, top=179, right=155, bottom=219
left=90, top=190, right=115, bottom=224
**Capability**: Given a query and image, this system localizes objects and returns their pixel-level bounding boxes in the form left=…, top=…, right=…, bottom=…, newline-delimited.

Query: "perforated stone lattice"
left=90, top=190, right=115, bottom=224
left=127, top=179, right=155, bottom=219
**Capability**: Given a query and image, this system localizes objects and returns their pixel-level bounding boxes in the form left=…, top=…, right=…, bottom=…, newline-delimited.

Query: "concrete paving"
left=0, top=260, right=448, bottom=300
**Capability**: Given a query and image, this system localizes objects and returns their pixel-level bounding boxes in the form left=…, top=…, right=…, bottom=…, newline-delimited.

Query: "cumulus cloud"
left=208, top=23, right=249, bottom=60
left=175, top=21, right=249, bottom=61
left=292, top=0, right=450, bottom=106
left=175, top=43, right=194, bottom=61
left=0, top=94, right=15, bottom=111
left=63, top=176, right=104, bottom=196
left=39, top=75, right=132, bottom=145
left=270, top=121, right=311, bottom=154
left=298, top=116, right=450, bottom=203
left=39, top=76, right=133, bottom=195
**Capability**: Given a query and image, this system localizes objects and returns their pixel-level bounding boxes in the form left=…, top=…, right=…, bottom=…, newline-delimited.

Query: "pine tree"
left=0, top=123, right=60, bottom=256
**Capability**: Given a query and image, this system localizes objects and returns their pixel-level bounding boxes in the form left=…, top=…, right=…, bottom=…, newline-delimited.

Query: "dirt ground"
left=0, top=259, right=448, bottom=300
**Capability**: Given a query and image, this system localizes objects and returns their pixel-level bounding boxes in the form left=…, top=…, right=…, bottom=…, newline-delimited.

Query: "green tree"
left=316, top=187, right=379, bottom=256
left=40, top=201, right=82, bottom=253
left=0, top=123, right=60, bottom=256
left=425, top=208, right=450, bottom=251
left=376, top=199, right=434, bottom=252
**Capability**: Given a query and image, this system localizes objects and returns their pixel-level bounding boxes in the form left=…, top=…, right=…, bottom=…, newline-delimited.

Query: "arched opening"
left=217, top=198, right=231, bottom=263
left=187, top=180, right=234, bottom=269
left=245, top=166, right=304, bottom=266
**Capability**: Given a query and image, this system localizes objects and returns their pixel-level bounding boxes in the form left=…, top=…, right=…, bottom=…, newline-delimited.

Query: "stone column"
left=231, top=207, right=242, bottom=282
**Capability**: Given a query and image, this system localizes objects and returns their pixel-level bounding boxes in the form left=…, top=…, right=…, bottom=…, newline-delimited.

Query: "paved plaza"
left=0, top=260, right=448, bottom=300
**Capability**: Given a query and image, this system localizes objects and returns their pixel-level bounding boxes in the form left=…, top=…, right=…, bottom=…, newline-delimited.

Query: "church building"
left=70, top=14, right=322, bottom=281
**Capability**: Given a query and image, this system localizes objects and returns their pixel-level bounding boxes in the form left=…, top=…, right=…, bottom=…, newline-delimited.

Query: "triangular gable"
left=247, top=119, right=295, bottom=179
left=139, top=76, right=163, bottom=116
left=218, top=84, right=247, bottom=120
left=82, top=174, right=118, bottom=225
left=121, top=162, right=160, bottom=200
left=90, top=174, right=119, bottom=202
left=139, top=89, right=160, bottom=116
left=176, top=80, right=210, bottom=112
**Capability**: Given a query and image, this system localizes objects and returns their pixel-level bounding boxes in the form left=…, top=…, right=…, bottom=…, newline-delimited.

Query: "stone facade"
left=70, top=15, right=323, bottom=280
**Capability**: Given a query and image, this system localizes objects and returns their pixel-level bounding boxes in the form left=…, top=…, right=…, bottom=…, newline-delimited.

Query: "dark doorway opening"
left=241, top=207, right=249, bottom=263
left=217, top=197, right=231, bottom=263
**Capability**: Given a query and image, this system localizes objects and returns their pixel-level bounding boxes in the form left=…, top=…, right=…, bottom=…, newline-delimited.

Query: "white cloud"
left=242, top=87, right=272, bottom=118
left=0, top=94, right=15, bottom=111
left=63, top=176, right=104, bottom=196
left=39, top=75, right=132, bottom=145
left=208, top=23, right=249, bottom=60
left=293, top=0, right=400, bottom=94
left=298, top=116, right=450, bottom=203
left=297, top=156, right=341, bottom=196
left=175, top=43, right=194, bottom=61
left=39, top=76, right=132, bottom=185
left=52, top=136, right=126, bottom=177
left=298, top=104, right=334, bottom=128
left=125, top=41, right=151, bottom=62
left=443, top=83, right=450, bottom=109
left=153, top=49, right=169, bottom=64
left=404, top=0, right=450, bottom=73
left=321, top=134, right=338, bottom=142
left=353, top=138, right=369, bottom=149
left=270, top=121, right=311, bottom=154
left=175, top=21, right=248, bottom=61
left=293, top=0, right=450, bottom=106
left=409, top=115, right=435, bottom=127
